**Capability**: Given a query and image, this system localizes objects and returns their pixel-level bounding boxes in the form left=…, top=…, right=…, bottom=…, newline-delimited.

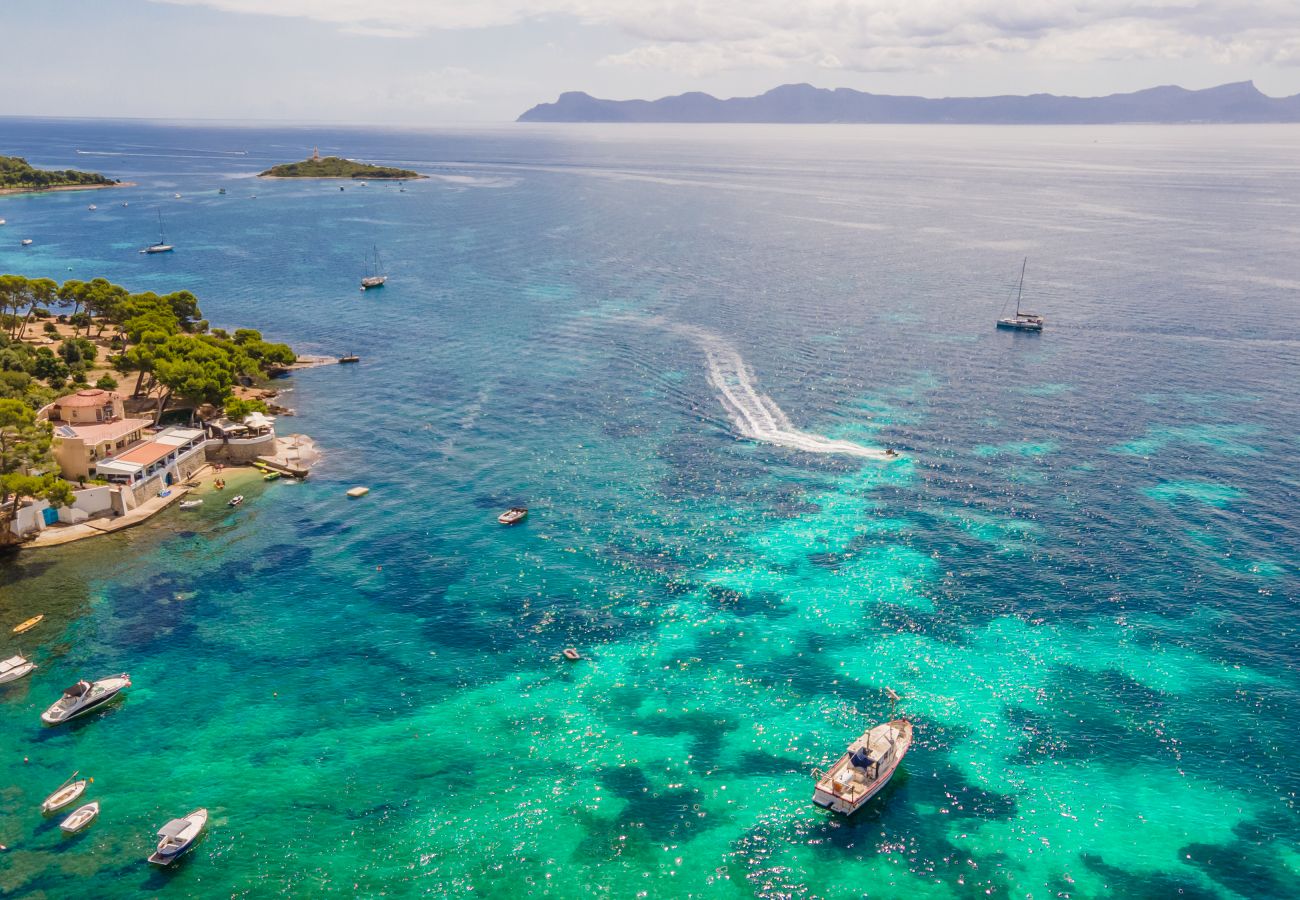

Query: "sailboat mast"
left=157, top=209, right=165, bottom=243
left=1015, top=257, right=1027, bottom=315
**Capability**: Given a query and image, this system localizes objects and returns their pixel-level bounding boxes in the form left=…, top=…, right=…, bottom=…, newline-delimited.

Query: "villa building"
left=48, top=389, right=152, bottom=481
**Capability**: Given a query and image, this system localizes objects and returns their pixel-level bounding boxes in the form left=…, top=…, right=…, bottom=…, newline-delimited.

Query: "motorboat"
left=812, top=718, right=912, bottom=815
left=497, top=506, right=528, bottom=525
left=40, top=674, right=131, bottom=725
left=41, top=776, right=88, bottom=814
left=218, top=188, right=227, bottom=195
left=179, top=499, right=203, bottom=510
left=228, top=495, right=244, bottom=507
left=12, top=614, right=43, bottom=634
left=88, top=204, right=97, bottom=211
left=21, top=238, right=33, bottom=246
left=339, top=354, right=360, bottom=364
left=0, top=654, right=37, bottom=684
left=148, top=808, right=208, bottom=865
left=173, top=193, right=182, bottom=199
left=60, top=801, right=100, bottom=834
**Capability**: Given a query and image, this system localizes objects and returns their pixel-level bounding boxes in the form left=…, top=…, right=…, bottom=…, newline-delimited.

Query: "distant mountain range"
left=518, top=82, right=1300, bottom=124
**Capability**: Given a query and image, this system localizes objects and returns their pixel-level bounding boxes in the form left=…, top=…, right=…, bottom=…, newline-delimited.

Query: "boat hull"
left=42, top=780, right=88, bottom=814
left=996, top=318, right=1043, bottom=332
left=60, top=802, right=100, bottom=834
left=0, top=657, right=37, bottom=684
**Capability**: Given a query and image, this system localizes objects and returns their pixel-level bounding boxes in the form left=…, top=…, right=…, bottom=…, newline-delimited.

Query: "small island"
left=259, top=148, right=422, bottom=180
left=0, top=155, right=120, bottom=194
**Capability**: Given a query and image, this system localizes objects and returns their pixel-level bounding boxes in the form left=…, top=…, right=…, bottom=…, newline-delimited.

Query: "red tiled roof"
left=112, top=440, right=175, bottom=467
left=55, top=389, right=120, bottom=409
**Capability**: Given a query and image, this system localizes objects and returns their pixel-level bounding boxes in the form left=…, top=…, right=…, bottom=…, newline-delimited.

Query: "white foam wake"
left=635, top=316, right=892, bottom=460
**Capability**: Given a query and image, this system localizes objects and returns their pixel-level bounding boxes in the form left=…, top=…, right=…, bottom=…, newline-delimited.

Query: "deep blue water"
left=1, top=118, right=1298, bottom=897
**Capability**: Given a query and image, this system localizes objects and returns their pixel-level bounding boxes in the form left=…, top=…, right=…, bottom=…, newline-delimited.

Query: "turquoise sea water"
left=1, top=120, right=1299, bottom=898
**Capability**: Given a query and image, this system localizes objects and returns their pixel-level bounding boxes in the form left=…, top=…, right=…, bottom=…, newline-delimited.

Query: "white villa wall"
left=71, top=486, right=114, bottom=516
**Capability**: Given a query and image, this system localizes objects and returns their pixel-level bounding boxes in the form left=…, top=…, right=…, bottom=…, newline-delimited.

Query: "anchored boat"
left=142, top=209, right=174, bottom=254
left=12, top=614, right=44, bottom=634
left=497, top=506, right=528, bottom=525
left=812, top=718, right=913, bottom=815
left=0, top=654, right=37, bottom=684
left=360, top=245, right=387, bottom=290
left=996, top=257, right=1044, bottom=332
left=40, top=674, right=131, bottom=725
left=41, top=775, right=88, bottom=814
left=60, top=801, right=100, bottom=834
left=148, top=808, right=208, bottom=866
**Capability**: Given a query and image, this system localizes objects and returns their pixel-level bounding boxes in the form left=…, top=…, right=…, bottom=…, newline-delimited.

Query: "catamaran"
left=360, top=246, right=387, bottom=290
left=142, top=209, right=174, bottom=254
left=996, top=257, right=1044, bottom=331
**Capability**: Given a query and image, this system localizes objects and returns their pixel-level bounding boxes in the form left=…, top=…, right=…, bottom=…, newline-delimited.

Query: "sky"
left=5, top=0, right=1300, bottom=124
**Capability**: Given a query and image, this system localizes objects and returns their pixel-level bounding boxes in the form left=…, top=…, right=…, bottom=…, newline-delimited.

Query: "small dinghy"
left=562, top=648, right=581, bottom=661
left=0, top=654, right=37, bottom=684
left=41, top=674, right=131, bottom=725
left=12, top=614, right=43, bottom=634
left=21, top=238, right=33, bottom=246
left=228, top=495, right=244, bottom=507
left=42, top=776, right=88, bottom=814
left=87, top=204, right=97, bottom=211
left=179, top=499, right=203, bottom=510
left=148, top=808, right=208, bottom=866
left=497, top=506, right=528, bottom=525
left=60, top=801, right=100, bottom=834
left=812, top=718, right=913, bottom=815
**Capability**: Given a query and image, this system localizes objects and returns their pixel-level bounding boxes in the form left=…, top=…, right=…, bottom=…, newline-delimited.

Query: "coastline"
left=0, top=181, right=134, bottom=196
left=258, top=173, right=427, bottom=181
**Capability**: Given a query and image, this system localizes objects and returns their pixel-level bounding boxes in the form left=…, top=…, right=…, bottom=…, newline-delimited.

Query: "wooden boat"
left=148, top=808, right=208, bottom=866
left=0, top=654, right=37, bottom=684
left=228, top=495, right=244, bottom=507
left=338, top=354, right=360, bottom=364
left=41, top=674, right=131, bottom=725
left=12, top=614, right=43, bottom=634
left=60, top=801, right=100, bottom=834
left=812, top=718, right=912, bottom=815
left=996, top=258, right=1044, bottom=332
left=42, top=776, right=88, bottom=814
left=497, top=507, right=528, bottom=525
left=562, top=648, right=581, bottom=661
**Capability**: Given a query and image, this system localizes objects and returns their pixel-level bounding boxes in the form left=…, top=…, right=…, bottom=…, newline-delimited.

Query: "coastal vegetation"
left=0, top=155, right=116, bottom=191
left=0, top=273, right=296, bottom=537
left=259, top=156, right=421, bottom=180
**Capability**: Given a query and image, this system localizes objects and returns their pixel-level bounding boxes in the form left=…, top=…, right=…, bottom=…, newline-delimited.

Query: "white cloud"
left=151, top=1, right=1300, bottom=78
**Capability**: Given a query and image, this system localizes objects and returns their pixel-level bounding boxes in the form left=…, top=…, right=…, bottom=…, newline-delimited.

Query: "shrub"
left=95, top=374, right=119, bottom=390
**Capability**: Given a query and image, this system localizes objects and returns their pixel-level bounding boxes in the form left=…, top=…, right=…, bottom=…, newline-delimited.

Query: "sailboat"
left=360, top=246, right=386, bottom=290
left=996, top=258, right=1043, bottom=332
left=142, top=210, right=174, bottom=254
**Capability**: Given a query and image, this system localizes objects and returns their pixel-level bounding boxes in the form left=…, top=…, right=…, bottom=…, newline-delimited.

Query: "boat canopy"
left=62, top=681, right=91, bottom=697
left=158, top=818, right=190, bottom=838
left=1, top=655, right=25, bottom=670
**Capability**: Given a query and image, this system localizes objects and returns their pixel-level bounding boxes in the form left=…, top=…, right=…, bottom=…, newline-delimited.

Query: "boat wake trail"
left=633, top=316, right=891, bottom=460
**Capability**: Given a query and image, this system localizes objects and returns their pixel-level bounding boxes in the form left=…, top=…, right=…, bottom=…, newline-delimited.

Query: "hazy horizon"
left=7, top=0, right=1300, bottom=124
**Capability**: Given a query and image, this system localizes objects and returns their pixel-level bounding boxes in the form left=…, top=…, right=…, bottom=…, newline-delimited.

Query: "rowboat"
left=812, top=718, right=912, bottom=815
left=42, top=776, right=88, bottom=814
left=148, top=808, right=208, bottom=866
left=0, top=654, right=37, bottom=684
left=12, top=614, right=43, bottom=634
left=60, top=801, right=100, bottom=834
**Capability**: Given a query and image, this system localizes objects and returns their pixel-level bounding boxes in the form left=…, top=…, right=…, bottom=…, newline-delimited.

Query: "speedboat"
left=41, top=776, right=88, bottom=814
left=338, top=354, right=360, bottom=364
left=148, top=808, right=208, bottom=865
left=88, top=204, right=97, bottom=211
left=228, top=495, right=244, bottom=507
left=40, top=674, right=131, bottom=725
left=218, top=188, right=227, bottom=195
left=812, top=718, right=913, bottom=815
left=21, top=239, right=33, bottom=246
left=60, top=801, right=100, bottom=834
left=497, top=506, right=528, bottom=525
left=0, top=654, right=37, bottom=684
left=179, top=499, right=203, bottom=510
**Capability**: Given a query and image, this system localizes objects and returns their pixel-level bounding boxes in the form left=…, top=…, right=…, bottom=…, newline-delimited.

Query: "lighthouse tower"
left=311, top=146, right=321, bottom=162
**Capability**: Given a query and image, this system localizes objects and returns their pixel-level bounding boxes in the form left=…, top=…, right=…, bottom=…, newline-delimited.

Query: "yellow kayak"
left=12, top=614, right=44, bottom=634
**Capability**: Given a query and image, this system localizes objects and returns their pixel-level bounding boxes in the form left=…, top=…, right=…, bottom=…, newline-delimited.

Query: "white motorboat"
left=88, top=204, right=97, bottom=211
left=179, top=499, right=203, bottom=510
left=0, top=218, right=6, bottom=225
left=21, top=238, right=33, bottom=246
left=228, top=495, right=244, bottom=507
left=812, top=718, right=913, bottom=815
left=40, top=673, right=131, bottom=725
left=42, top=776, right=88, bottom=814
left=497, top=506, right=528, bottom=525
left=60, top=801, right=100, bottom=834
left=148, top=808, right=208, bottom=865
left=0, top=654, right=37, bottom=684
